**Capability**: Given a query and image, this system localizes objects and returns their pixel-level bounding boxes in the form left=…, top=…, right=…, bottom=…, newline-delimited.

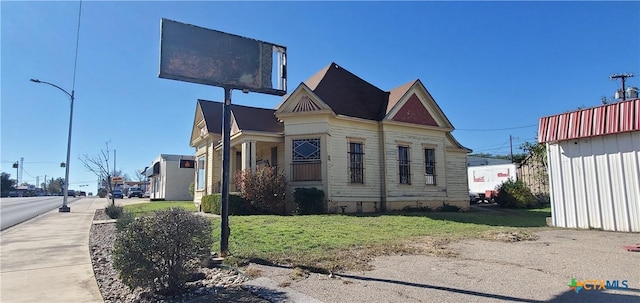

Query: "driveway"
left=244, top=229, right=640, bottom=302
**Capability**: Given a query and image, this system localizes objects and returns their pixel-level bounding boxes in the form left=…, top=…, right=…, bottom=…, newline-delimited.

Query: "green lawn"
left=123, top=201, right=197, bottom=217
left=123, top=203, right=551, bottom=272
left=212, top=207, right=551, bottom=271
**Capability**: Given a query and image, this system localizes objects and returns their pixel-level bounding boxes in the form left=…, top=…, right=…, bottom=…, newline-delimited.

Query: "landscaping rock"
left=89, top=209, right=268, bottom=303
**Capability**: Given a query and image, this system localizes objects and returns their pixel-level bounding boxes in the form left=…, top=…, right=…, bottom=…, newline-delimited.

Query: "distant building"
left=539, top=98, right=640, bottom=232
left=467, top=156, right=512, bottom=167
left=144, top=154, right=195, bottom=201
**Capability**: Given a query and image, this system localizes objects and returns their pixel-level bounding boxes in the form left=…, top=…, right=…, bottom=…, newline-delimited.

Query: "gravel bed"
left=89, top=209, right=267, bottom=303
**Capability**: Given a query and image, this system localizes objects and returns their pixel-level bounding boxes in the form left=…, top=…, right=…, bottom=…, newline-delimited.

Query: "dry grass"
left=242, top=267, right=263, bottom=279
left=126, top=204, right=551, bottom=275
left=289, top=267, right=310, bottom=281
left=482, top=230, right=540, bottom=242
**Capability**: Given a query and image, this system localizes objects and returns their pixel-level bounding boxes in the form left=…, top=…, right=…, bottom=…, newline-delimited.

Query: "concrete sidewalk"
left=1, top=197, right=108, bottom=303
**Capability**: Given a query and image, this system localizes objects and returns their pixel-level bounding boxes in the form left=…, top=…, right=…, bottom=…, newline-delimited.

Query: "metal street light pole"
left=30, top=78, right=74, bottom=212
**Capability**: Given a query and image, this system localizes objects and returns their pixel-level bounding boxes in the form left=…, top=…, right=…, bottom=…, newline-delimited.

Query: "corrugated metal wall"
left=547, top=131, right=640, bottom=232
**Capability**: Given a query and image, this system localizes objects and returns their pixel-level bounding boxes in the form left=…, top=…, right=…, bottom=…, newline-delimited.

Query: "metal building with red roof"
left=538, top=98, right=640, bottom=232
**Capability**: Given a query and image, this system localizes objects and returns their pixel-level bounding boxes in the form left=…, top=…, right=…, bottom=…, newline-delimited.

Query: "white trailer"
left=468, top=163, right=517, bottom=202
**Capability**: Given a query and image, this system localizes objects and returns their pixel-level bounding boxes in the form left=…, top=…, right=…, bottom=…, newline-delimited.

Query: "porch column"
left=242, top=140, right=257, bottom=173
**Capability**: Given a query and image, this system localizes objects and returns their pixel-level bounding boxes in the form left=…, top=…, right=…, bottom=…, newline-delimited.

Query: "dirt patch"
left=482, top=230, right=540, bottom=242
left=406, top=237, right=459, bottom=257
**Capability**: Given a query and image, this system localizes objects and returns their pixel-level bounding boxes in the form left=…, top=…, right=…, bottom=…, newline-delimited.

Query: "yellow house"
left=190, top=63, right=471, bottom=213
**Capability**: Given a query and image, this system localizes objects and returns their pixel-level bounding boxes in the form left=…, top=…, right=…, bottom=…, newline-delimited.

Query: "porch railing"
left=291, top=161, right=321, bottom=181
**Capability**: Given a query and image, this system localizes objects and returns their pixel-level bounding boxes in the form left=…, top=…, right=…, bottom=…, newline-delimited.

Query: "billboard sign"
left=180, top=159, right=195, bottom=168
left=159, top=18, right=287, bottom=96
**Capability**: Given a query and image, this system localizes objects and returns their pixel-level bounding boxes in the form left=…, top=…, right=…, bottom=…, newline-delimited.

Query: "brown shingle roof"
left=303, top=63, right=389, bottom=121
left=303, top=63, right=332, bottom=91
left=198, top=99, right=283, bottom=134
left=387, top=80, right=416, bottom=114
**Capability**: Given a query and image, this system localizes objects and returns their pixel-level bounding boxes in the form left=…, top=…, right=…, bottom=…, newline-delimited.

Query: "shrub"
left=294, top=187, right=325, bottom=214
left=494, top=179, right=538, bottom=209
left=105, top=204, right=123, bottom=219
left=535, top=192, right=550, bottom=205
left=401, top=205, right=433, bottom=212
left=235, top=167, right=287, bottom=214
left=201, top=194, right=219, bottom=214
left=113, top=208, right=213, bottom=296
left=228, top=193, right=251, bottom=214
left=116, top=211, right=135, bottom=231
left=201, top=193, right=251, bottom=215
left=188, top=182, right=194, bottom=198
left=436, top=202, right=461, bottom=212
left=97, top=188, right=107, bottom=198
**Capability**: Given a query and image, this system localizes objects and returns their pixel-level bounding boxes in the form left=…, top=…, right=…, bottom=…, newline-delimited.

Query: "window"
left=293, top=138, right=320, bottom=161
left=425, top=148, right=436, bottom=185
left=348, top=142, right=364, bottom=184
left=398, top=146, right=411, bottom=184
left=197, top=156, right=205, bottom=190
left=291, top=138, right=321, bottom=181
left=271, top=147, right=278, bottom=168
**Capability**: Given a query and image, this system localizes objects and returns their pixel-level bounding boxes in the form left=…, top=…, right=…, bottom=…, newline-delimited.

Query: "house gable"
left=230, top=112, right=240, bottom=135
left=190, top=101, right=209, bottom=147
left=275, top=83, right=334, bottom=117
left=392, top=93, right=439, bottom=126
left=385, top=80, right=454, bottom=130
left=292, top=96, right=322, bottom=112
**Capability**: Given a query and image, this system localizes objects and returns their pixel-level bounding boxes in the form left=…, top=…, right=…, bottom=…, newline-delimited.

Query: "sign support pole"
left=220, top=86, right=232, bottom=257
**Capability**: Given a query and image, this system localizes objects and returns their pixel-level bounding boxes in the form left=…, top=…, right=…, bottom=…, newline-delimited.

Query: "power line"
left=471, top=138, right=512, bottom=150
left=71, top=0, right=82, bottom=91
left=1, top=160, right=59, bottom=164
left=456, top=124, right=537, bottom=131
left=472, top=136, right=540, bottom=154
left=22, top=169, right=36, bottom=179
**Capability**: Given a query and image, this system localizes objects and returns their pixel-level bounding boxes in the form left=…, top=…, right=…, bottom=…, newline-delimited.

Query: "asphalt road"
left=0, top=196, right=80, bottom=230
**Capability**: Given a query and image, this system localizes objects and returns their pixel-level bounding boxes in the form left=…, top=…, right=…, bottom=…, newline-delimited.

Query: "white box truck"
left=468, top=163, right=517, bottom=203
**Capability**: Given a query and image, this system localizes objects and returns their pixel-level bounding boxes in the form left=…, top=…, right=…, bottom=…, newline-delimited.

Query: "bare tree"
left=80, top=141, right=117, bottom=206
left=133, top=169, right=146, bottom=182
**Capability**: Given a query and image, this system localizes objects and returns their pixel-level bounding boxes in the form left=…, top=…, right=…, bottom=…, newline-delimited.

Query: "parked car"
left=469, top=190, right=480, bottom=204
left=127, top=187, right=143, bottom=198
left=109, top=189, right=123, bottom=199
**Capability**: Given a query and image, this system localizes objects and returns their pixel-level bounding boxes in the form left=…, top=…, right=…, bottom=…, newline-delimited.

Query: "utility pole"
left=610, top=73, right=635, bottom=101
left=510, top=135, right=513, bottom=162
left=19, top=157, right=24, bottom=184
left=12, top=161, right=19, bottom=186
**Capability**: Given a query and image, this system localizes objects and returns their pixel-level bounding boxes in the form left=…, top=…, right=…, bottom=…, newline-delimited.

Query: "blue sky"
left=2, top=1, right=639, bottom=191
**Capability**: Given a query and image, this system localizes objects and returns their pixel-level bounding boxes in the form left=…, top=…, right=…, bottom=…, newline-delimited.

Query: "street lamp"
left=30, top=78, right=74, bottom=212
